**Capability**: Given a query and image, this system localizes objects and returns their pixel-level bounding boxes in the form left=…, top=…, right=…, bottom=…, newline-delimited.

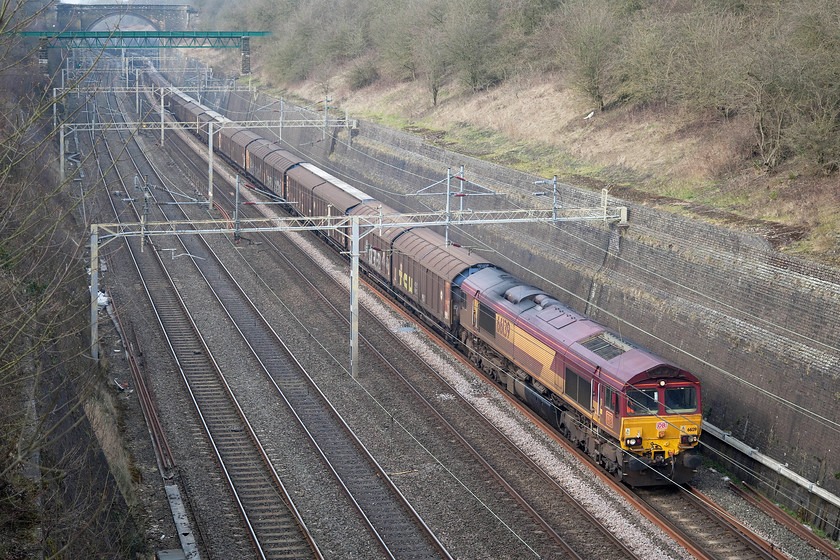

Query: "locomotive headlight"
left=625, top=437, right=643, bottom=447
left=658, top=430, right=666, bottom=438
left=680, top=435, right=698, bottom=444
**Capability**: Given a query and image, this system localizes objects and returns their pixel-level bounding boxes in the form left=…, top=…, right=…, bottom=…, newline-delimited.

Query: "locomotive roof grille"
left=580, top=332, right=635, bottom=361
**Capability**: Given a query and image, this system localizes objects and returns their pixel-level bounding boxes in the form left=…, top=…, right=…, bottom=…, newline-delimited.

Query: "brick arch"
left=56, top=4, right=194, bottom=33
left=87, top=12, right=160, bottom=32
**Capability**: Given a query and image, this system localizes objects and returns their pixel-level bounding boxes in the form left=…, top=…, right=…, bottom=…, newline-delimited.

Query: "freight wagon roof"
left=264, top=148, right=302, bottom=172
left=300, top=163, right=373, bottom=202
left=248, top=140, right=286, bottom=161
left=196, top=110, right=218, bottom=123
left=285, top=164, right=324, bottom=190
left=147, top=70, right=166, bottom=87
left=171, top=89, right=192, bottom=105
left=393, top=228, right=490, bottom=282
left=348, top=200, right=409, bottom=243
left=179, top=90, right=224, bottom=118
left=313, top=183, right=366, bottom=215
left=221, top=128, right=262, bottom=145
left=244, top=139, right=277, bottom=162
left=462, top=267, right=686, bottom=386
left=179, top=100, right=202, bottom=116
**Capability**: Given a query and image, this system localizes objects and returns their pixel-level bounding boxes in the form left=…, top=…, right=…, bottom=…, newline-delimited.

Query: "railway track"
left=235, top=216, right=642, bottom=559
left=131, top=265, right=319, bottom=560
left=126, top=74, right=790, bottom=560
left=634, top=486, right=781, bottom=560
left=730, top=481, right=840, bottom=560
left=115, top=78, right=650, bottom=557
left=108, top=299, right=175, bottom=477
left=162, top=143, right=650, bottom=558
left=83, top=82, right=322, bottom=559
left=192, top=133, right=817, bottom=560
left=90, top=77, right=453, bottom=559
left=170, top=226, right=453, bottom=560
left=78, top=63, right=826, bottom=560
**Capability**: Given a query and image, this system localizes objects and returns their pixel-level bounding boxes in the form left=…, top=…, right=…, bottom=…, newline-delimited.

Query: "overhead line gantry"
left=22, top=30, right=270, bottom=74
left=89, top=201, right=629, bottom=376
left=21, top=30, right=270, bottom=49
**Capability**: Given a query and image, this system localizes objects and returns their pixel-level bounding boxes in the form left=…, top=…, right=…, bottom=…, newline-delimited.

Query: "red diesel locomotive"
left=144, top=66, right=702, bottom=485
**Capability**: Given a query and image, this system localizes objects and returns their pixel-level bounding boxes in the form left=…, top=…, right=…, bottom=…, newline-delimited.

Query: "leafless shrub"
left=1, top=2, right=145, bottom=556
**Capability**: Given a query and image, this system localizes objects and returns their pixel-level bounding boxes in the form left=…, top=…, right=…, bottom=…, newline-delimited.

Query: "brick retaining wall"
left=204, top=84, right=840, bottom=514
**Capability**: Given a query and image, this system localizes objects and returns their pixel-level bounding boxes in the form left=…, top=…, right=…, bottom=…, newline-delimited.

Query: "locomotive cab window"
left=604, top=386, right=617, bottom=412
left=626, top=388, right=658, bottom=415
left=664, top=387, right=698, bottom=414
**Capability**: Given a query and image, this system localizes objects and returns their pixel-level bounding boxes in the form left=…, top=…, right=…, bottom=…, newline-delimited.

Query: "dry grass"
left=250, top=63, right=840, bottom=265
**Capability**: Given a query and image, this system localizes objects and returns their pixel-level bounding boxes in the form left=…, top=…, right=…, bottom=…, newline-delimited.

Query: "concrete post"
left=350, top=216, right=359, bottom=378
left=90, top=225, right=99, bottom=362
left=445, top=168, right=451, bottom=246
left=59, top=124, right=65, bottom=183
left=208, top=121, right=214, bottom=209
left=459, top=165, right=465, bottom=212
left=160, top=86, right=165, bottom=146
left=323, top=95, right=328, bottom=141
left=234, top=175, right=241, bottom=241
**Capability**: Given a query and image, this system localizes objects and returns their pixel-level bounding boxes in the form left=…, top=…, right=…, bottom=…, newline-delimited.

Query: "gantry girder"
left=21, top=31, right=270, bottom=49
left=93, top=207, right=628, bottom=245
left=89, top=203, right=627, bottom=369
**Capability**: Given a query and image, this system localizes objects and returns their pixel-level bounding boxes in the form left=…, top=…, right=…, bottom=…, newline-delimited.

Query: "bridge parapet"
left=56, top=3, right=195, bottom=32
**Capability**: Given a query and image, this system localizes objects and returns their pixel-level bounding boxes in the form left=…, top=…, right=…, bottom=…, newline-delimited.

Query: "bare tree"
left=411, top=0, right=450, bottom=105
left=418, top=33, right=448, bottom=106
left=371, top=0, right=418, bottom=82
left=444, top=0, right=501, bottom=93
left=1, top=2, right=146, bottom=557
left=548, top=0, right=621, bottom=111
left=616, top=12, right=677, bottom=106
left=776, top=0, right=840, bottom=172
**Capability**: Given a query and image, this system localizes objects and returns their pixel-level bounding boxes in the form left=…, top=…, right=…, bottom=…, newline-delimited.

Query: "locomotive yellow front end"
left=619, top=377, right=703, bottom=486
